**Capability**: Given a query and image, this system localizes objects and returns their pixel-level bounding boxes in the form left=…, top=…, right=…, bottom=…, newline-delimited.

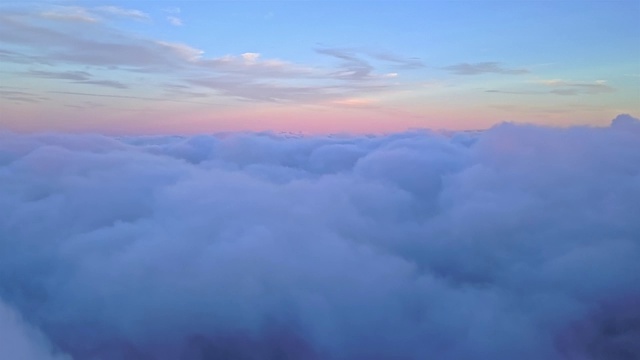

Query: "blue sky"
left=1, top=0, right=638, bottom=133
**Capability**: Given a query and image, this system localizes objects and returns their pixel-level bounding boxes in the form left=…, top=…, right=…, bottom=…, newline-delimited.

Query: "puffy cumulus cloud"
left=1, top=115, right=640, bottom=359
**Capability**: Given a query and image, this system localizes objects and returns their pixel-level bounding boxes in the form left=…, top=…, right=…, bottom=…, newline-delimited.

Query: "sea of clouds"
left=1, top=115, right=639, bottom=360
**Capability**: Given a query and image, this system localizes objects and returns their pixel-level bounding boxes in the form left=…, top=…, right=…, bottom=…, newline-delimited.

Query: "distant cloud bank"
left=1, top=115, right=639, bottom=359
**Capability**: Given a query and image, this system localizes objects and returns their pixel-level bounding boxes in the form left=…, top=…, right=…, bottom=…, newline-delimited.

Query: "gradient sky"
left=1, top=0, right=638, bottom=134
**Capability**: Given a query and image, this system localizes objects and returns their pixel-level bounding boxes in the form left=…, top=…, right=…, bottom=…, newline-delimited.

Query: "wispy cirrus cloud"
left=162, top=6, right=183, bottom=26
left=485, top=89, right=542, bottom=95
left=38, top=5, right=150, bottom=23
left=22, top=69, right=129, bottom=89
left=95, top=6, right=150, bottom=21
left=48, top=90, right=219, bottom=106
left=486, top=79, right=615, bottom=97
left=199, top=52, right=315, bottom=78
left=331, top=97, right=379, bottom=108
left=187, top=76, right=333, bottom=102
left=0, top=48, right=50, bottom=64
left=162, top=7, right=181, bottom=14
left=74, top=79, right=129, bottom=89
left=316, top=47, right=423, bottom=81
left=167, top=16, right=183, bottom=26
left=316, top=48, right=376, bottom=81
left=188, top=49, right=407, bottom=103
left=537, top=79, right=615, bottom=95
left=25, top=69, right=92, bottom=81
left=367, top=51, right=425, bottom=69
left=39, top=6, right=99, bottom=23
left=0, top=86, right=49, bottom=103
left=0, top=5, right=424, bottom=108
left=443, top=61, right=529, bottom=75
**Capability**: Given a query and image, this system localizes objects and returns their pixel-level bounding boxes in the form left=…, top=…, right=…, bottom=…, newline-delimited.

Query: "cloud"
left=0, top=48, right=50, bottom=65
left=0, top=12, right=197, bottom=70
left=197, top=52, right=314, bottom=80
left=25, top=70, right=92, bottom=81
left=187, top=75, right=337, bottom=102
left=367, top=51, right=425, bottom=69
left=162, top=7, right=181, bottom=14
left=23, top=70, right=129, bottom=89
left=39, top=6, right=98, bottom=23
left=1, top=115, right=639, bottom=359
left=487, top=79, right=616, bottom=97
left=188, top=51, right=401, bottom=103
left=155, top=40, right=203, bottom=61
left=315, top=47, right=422, bottom=81
left=0, top=87, right=49, bottom=103
left=167, top=16, right=183, bottom=26
left=443, top=62, right=529, bottom=75
left=47, top=90, right=217, bottom=106
left=0, top=6, right=431, bottom=107
left=537, top=79, right=615, bottom=95
left=317, top=48, right=375, bottom=81
left=485, top=89, right=542, bottom=95
left=95, top=6, right=150, bottom=21
left=37, top=5, right=149, bottom=23
left=0, top=300, right=70, bottom=360
left=73, top=79, right=129, bottom=89
left=332, top=97, right=379, bottom=108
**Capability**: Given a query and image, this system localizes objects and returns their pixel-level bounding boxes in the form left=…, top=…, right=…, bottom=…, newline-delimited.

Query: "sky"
left=0, top=0, right=638, bottom=134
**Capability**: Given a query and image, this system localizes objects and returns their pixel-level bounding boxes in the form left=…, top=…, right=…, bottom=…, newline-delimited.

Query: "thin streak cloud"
left=39, top=6, right=98, bottom=23
left=167, top=16, right=183, bottom=26
left=486, top=79, right=616, bottom=97
left=94, top=6, right=150, bottom=21
left=73, top=79, right=129, bottom=89
left=48, top=90, right=221, bottom=106
left=443, top=62, right=529, bottom=75
left=25, top=70, right=92, bottom=81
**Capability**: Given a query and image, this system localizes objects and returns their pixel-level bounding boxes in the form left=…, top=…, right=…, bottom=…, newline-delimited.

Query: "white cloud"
left=39, top=5, right=150, bottom=23
left=241, top=52, right=261, bottom=64
left=162, top=7, right=181, bottom=14
left=534, top=79, right=615, bottom=95
left=1, top=115, right=639, bottom=359
left=95, top=6, right=150, bottom=21
left=167, top=16, right=183, bottom=26
left=39, top=6, right=98, bottom=23
left=155, top=40, right=203, bottom=61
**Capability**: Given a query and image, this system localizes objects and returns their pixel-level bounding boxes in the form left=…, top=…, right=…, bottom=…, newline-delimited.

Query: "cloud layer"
left=1, top=115, right=639, bottom=359
left=0, top=7, right=424, bottom=106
